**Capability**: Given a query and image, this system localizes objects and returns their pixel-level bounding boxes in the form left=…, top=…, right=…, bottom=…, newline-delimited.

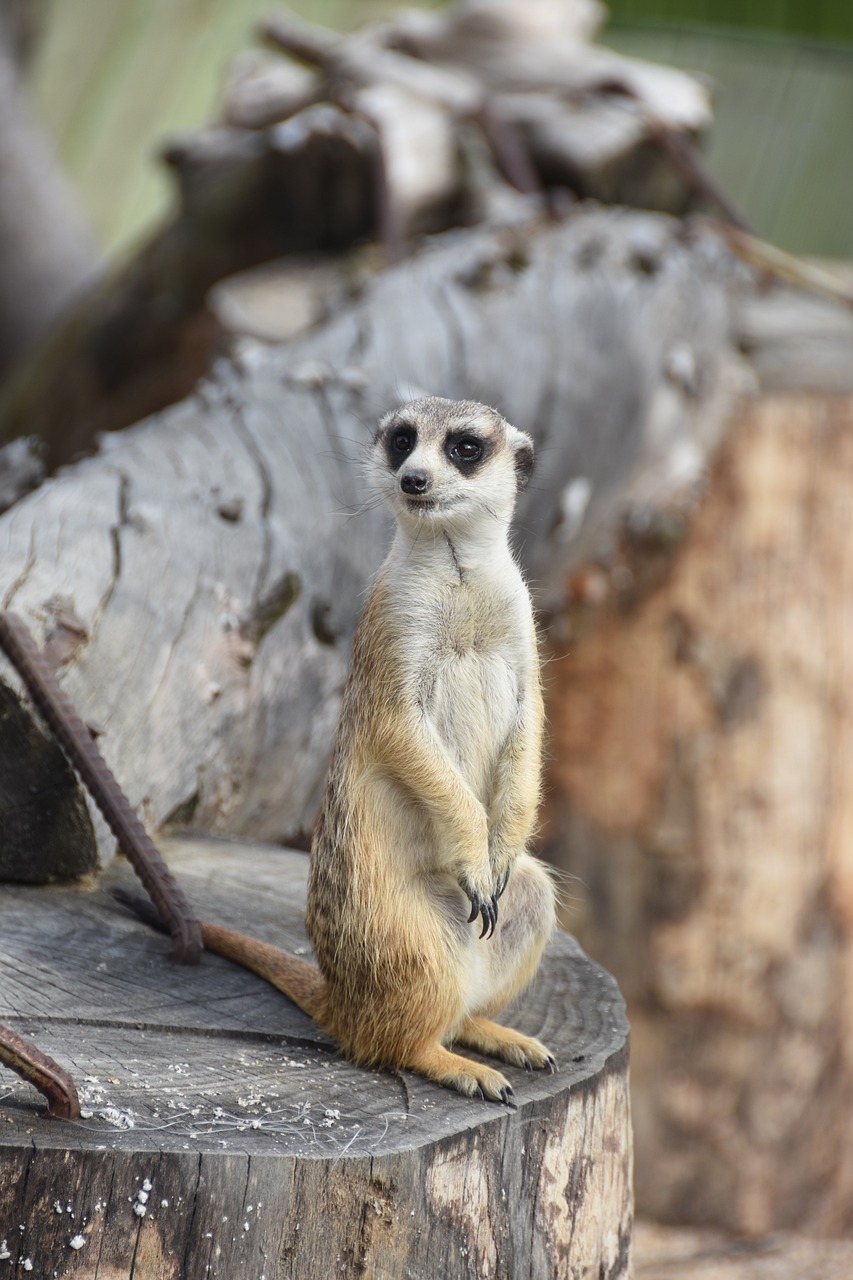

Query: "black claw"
left=496, top=868, right=511, bottom=898
left=500, top=1086, right=516, bottom=1108
left=467, top=894, right=480, bottom=924
left=522, top=1055, right=533, bottom=1072
left=546, top=1056, right=558, bottom=1074
left=474, top=1085, right=485, bottom=1101
left=479, top=904, right=490, bottom=938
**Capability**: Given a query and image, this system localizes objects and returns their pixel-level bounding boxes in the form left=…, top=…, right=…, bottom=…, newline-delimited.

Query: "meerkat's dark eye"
left=391, top=429, right=414, bottom=455
left=450, top=437, right=482, bottom=463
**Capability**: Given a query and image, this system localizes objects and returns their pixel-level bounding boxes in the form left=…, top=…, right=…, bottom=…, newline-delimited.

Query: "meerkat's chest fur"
left=386, top=541, right=534, bottom=801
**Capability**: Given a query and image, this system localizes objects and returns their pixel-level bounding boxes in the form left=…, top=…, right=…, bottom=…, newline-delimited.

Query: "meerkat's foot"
left=455, top=1016, right=557, bottom=1074
left=404, top=1042, right=515, bottom=1105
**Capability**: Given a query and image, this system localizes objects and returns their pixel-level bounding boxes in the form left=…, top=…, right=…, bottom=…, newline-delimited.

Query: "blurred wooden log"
left=0, top=837, right=632, bottom=1280
left=262, top=1, right=712, bottom=213
left=635, top=1220, right=853, bottom=1280
left=0, top=0, right=717, bottom=487
left=0, top=209, right=741, bottom=862
left=0, top=104, right=379, bottom=482
left=543, top=390, right=853, bottom=1235
left=387, top=0, right=711, bottom=212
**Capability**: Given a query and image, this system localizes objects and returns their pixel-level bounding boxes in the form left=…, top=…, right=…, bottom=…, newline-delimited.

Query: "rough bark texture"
left=543, top=391, right=853, bottom=1236
left=0, top=838, right=632, bottom=1280
left=0, top=208, right=742, bottom=865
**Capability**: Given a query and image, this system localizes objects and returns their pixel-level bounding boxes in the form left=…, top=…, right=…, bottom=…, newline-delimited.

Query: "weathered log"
left=0, top=837, right=632, bottom=1279
left=0, top=209, right=742, bottom=862
left=543, top=389, right=853, bottom=1235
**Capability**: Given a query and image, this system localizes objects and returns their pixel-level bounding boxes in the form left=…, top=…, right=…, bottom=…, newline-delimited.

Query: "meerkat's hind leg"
left=404, top=1041, right=516, bottom=1106
left=454, top=855, right=558, bottom=1072
left=454, top=1015, right=556, bottom=1073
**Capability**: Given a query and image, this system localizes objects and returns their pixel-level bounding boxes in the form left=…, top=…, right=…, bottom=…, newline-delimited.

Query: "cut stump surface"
left=0, top=837, right=632, bottom=1279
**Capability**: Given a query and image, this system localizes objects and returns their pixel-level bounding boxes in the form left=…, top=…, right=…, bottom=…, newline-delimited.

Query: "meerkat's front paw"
left=457, top=871, right=502, bottom=939
left=494, top=864, right=511, bottom=899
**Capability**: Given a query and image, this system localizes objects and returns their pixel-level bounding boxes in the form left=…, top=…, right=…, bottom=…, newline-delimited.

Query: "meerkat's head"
left=371, top=397, right=534, bottom=533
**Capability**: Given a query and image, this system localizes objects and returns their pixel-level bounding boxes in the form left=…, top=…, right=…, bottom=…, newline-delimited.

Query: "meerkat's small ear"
left=510, top=429, right=535, bottom=491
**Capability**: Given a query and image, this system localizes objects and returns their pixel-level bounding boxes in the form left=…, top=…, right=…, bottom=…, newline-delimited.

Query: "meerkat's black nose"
left=401, top=471, right=429, bottom=495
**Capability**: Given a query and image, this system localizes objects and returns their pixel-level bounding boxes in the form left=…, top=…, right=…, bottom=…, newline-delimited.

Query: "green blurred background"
left=29, top=0, right=853, bottom=259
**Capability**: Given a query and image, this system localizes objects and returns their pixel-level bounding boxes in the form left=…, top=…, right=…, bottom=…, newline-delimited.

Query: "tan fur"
left=203, top=398, right=556, bottom=1101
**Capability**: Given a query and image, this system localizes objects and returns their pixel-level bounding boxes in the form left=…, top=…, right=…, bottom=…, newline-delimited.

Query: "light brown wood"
left=544, top=392, right=853, bottom=1236
left=0, top=837, right=632, bottom=1279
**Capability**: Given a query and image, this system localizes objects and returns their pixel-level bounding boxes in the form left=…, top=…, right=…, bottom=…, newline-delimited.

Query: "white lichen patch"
left=129, top=1177, right=153, bottom=1220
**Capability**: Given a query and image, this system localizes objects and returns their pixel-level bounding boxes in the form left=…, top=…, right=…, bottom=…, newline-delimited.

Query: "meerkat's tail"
left=199, top=920, right=326, bottom=1017
left=111, top=889, right=327, bottom=1020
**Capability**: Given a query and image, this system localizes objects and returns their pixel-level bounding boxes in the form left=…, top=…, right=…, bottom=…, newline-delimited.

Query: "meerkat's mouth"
left=403, top=494, right=463, bottom=514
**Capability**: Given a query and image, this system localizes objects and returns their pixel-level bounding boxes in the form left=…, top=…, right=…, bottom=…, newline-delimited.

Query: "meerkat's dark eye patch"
left=446, top=432, right=492, bottom=473
left=384, top=423, right=416, bottom=471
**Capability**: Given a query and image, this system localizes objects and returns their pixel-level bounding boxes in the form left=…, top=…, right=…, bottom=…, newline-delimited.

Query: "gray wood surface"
left=0, top=207, right=742, bottom=860
left=0, top=838, right=632, bottom=1278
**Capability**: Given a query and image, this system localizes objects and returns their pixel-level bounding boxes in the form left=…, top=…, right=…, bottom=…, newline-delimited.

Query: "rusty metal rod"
left=0, top=610, right=202, bottom=963
left=0, top=1024, right=80, bottom=1120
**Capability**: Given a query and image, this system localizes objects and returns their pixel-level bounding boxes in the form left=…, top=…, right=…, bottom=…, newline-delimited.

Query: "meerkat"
left=140, top=397, right=557, bottom=1102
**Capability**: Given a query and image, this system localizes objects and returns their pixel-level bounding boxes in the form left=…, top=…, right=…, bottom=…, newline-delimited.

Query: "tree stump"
left=543, top=390, right=853, bottom=1236
left=0, top=838, right=632, bottom=1279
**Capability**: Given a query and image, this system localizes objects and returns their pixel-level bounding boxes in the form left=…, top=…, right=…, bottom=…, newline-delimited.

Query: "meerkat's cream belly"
left=428, top=650, right=520, bottom=798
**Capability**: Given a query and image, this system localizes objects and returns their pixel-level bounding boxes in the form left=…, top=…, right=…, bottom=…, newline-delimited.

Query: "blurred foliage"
left=608, top=23, right=853, bottom=257
left=29, top=0, right=442, bottom=257
left=608, top=0, right=853, bottom=43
